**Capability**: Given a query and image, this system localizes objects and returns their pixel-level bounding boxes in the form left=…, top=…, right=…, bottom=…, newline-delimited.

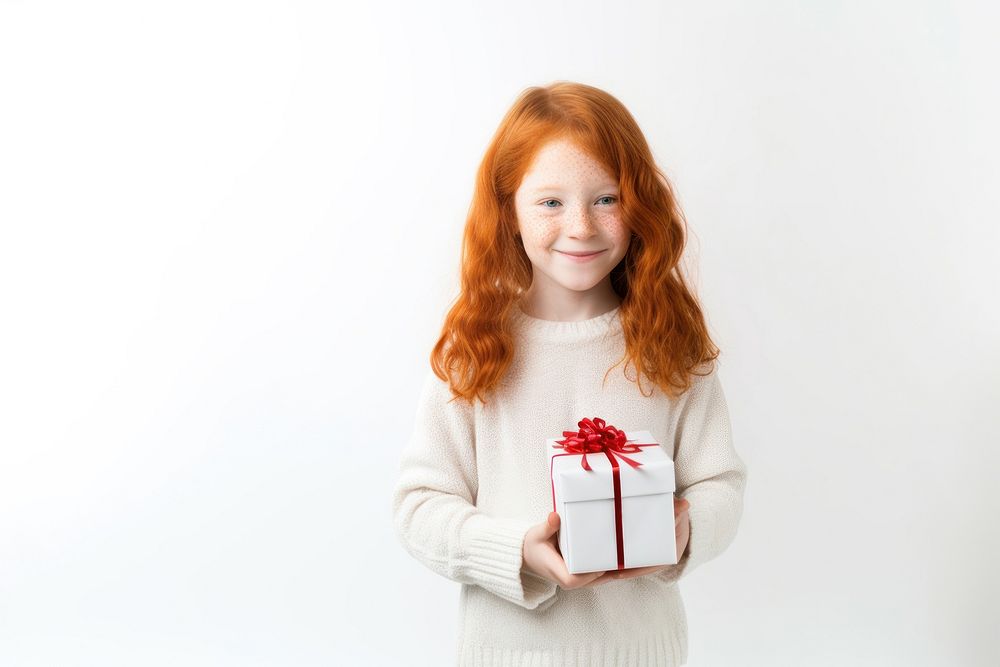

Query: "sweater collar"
left=510, top=301, right=623, bottom=343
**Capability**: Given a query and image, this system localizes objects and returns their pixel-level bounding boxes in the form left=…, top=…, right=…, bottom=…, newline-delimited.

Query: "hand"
left=521, top=511, right=608, bottom=589
left=589, top=495, right=691, bottom=585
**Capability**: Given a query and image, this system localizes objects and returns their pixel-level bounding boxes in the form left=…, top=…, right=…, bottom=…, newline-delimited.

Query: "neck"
left=518, top=280, right=621, bottom=322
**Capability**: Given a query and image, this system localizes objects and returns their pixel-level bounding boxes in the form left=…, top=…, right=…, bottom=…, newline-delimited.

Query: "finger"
left=544, top=511, right=560, bottom=537
left=586, top=570, right=619, bottom=586
left=573, top=570, right=606, bottom=587
left=553, top=559, right=605, bottom=589
left=541, top=543, right=566, bottom=576
left=542, top=544, right=587, bottom=588
left=591, top=565, right=657, bottom=585
left=589, top=571, right=614, bottom=585
left=614, top=565, right=662, bottom=581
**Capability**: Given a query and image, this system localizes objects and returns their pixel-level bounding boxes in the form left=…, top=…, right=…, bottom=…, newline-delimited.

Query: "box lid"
left=550, top=429, right=675, bottom=503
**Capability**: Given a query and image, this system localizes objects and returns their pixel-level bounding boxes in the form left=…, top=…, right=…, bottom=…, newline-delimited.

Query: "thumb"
left=544, top=511, right=560, bottom=536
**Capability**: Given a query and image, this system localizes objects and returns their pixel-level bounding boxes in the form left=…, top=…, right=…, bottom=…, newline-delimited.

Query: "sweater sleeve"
left=391, top=370, right=559, bottom=610
left=655, top=366, right=747, bottom=585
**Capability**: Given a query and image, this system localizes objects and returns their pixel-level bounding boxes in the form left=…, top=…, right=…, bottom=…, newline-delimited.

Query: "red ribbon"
left=549, top=417, right=658, bottom=570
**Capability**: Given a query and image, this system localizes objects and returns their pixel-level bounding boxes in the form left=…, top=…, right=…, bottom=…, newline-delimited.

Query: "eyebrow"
left=528, top=184, right=619, bottom=194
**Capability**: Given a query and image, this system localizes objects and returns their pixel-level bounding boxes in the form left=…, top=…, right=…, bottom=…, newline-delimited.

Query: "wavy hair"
left=430, top=81, right=720, bottom=406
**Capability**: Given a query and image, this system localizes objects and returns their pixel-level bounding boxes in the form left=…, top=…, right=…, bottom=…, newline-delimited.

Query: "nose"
left=564, top=203, right=598, bottom=239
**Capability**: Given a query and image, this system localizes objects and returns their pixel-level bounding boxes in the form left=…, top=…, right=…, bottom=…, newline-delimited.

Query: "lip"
left=556, top=249, right=606, bottom=262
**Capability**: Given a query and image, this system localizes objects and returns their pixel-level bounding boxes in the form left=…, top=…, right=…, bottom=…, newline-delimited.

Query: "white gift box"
left=549, top=429, right=677, bottom=574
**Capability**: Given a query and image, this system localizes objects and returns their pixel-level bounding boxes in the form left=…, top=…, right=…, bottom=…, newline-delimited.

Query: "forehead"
left=519, top=138, right=616, bottom=191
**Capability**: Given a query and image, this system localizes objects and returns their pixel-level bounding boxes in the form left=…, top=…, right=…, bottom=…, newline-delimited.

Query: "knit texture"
left=391, top=302, right=747, bottom=666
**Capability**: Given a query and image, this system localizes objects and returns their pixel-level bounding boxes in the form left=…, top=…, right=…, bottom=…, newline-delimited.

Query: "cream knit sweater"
left=391, top=303, right=747, bottom=666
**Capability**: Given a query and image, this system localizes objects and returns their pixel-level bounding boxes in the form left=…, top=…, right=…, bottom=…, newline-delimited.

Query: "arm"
left=656, top=365, right=747, bottom=585
left=390, top=370, right=559, bottom=610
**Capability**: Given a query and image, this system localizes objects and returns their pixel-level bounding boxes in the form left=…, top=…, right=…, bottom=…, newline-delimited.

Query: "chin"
left=554, top=277, right=604, bottom=292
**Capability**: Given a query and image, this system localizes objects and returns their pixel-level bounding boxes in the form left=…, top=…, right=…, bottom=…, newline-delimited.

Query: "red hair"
left=430, top=81, right=720, bottom=406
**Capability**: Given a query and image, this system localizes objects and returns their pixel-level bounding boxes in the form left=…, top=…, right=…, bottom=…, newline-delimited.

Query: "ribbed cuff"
left=461, top=515, right=559, bottom=610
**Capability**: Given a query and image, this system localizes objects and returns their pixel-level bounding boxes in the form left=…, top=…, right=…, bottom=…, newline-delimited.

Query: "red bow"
left=553, top=417, right=644, bottom=471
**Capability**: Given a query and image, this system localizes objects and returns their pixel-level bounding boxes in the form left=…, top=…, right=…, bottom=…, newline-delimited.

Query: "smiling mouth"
left=556, top=250, right=606, bottom=257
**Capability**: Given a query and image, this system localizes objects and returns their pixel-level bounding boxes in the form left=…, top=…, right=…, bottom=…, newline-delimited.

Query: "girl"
left=391, top=81, right=747, bottom=666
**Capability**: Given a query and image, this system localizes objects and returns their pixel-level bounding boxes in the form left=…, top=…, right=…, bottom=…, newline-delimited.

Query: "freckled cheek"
left=596, top=212, right=627, bottom=240
left=520, top=215, right=560, bottom=247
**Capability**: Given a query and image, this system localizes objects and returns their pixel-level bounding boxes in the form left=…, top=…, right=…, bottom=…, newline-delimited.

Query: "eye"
left=542, top=199, right=561, bottom=208
left=597, top=196, right=618, bottom=205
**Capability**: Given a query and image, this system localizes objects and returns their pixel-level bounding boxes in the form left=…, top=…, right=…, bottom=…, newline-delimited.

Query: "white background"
left=1, top=1, right=998, bottom=665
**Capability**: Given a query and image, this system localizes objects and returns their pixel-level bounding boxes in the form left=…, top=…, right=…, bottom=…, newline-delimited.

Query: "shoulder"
left=686, top=360, right=720, bottom=390
left=417, top=368, right=477, bottom=417
left=678, top=362, right=726, bottom=409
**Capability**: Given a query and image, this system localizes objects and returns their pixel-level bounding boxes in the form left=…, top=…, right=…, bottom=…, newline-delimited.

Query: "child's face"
left=513, top=138, right=630, bottom=296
